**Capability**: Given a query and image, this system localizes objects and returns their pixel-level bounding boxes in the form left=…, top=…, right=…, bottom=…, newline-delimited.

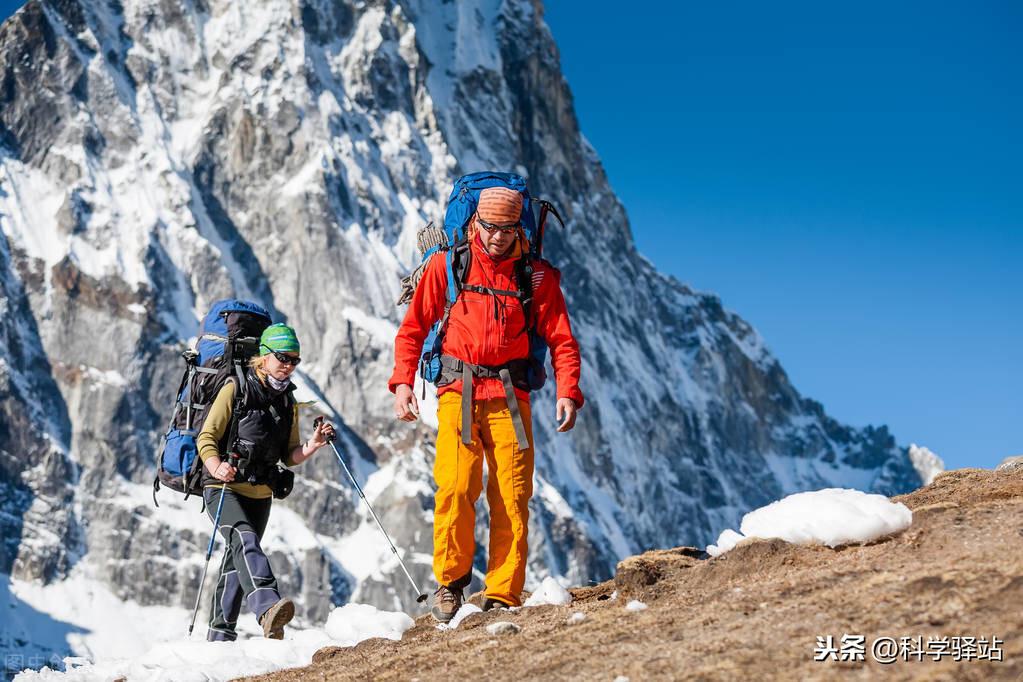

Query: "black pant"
left=203, top=486, right=281, bottom=641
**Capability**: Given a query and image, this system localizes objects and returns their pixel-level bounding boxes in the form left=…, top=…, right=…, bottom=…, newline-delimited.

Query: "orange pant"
left=433, top=392, right=534, bottom=606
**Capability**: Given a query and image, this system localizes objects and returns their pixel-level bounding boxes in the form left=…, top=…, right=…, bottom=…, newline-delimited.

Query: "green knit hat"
left=259, top=323, right=300, bottom=356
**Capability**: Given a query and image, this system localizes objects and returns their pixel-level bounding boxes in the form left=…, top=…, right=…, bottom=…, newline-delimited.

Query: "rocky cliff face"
left=0, top=0, right=925, bottom=644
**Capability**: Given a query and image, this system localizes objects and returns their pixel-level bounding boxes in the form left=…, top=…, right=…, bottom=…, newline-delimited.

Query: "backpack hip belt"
left=233, top=458, right=279, bottom=487
left=437, top=354, right=530, bottom=451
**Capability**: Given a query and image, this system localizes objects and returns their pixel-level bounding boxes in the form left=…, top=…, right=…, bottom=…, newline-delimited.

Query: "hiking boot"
left=483, top=597, right=509, bottom=612
left=260, top=598, right=295, bottom=639
left=431, top=585, right=463, bottom=623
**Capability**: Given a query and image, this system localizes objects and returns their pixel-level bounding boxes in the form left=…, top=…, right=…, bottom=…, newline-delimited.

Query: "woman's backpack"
left=152, top=299, right=272, bottom=505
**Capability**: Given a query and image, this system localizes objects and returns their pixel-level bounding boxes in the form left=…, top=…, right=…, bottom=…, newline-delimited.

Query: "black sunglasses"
left=262, top=346, right=301, bottom=366
left=477, top=216, right=520, bottom=235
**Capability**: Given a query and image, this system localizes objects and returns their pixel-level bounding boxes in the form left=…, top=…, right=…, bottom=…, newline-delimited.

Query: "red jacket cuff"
left=388, top=370, right=416, bottom=394
left=558, top=387, right=585, bottom=408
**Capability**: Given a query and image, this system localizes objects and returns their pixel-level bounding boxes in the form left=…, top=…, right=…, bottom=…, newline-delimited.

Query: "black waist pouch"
left=270, top=467, right=295, bottom=499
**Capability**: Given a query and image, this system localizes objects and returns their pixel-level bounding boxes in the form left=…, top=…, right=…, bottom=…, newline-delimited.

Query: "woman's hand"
left=310, top=419, right=336, bottom=448
left=293, top=418, right=336, bottom=465
left=206, top=457, right=236, bottom=482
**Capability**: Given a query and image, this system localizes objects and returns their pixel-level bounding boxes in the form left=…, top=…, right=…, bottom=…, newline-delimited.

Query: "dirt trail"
left=249, top=468, right=1023, bottom=681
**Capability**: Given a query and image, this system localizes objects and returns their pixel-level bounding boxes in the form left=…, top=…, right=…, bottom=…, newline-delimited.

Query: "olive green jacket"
left=198, top=380, right=300, bottom=499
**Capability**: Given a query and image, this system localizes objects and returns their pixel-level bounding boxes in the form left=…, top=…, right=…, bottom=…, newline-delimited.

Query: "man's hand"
left=394, top=384, right=420, bottom=422
left=556, top=398, right=578, bottom=432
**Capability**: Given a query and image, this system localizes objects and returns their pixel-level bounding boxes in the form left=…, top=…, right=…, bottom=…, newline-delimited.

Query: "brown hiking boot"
left=260, top=598, right=295, bottom=639
left=483, top=597, right=509, bottom=612
left=431, top=585, right=463, bottom=623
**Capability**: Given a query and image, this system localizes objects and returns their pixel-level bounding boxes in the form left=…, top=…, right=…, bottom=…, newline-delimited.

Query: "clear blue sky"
left=1, top=1, right=1018, bottom=469
left=543, top=1, right=1021, bottom=470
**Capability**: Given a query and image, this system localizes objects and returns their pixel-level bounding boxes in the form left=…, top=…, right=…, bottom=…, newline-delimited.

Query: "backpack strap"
left=450, top=238, right=471, bottom=302
left=225, top=361, right=248, bottom=455
left=276, top=388, right=296, bottom=463
left=432, top=239, right=473, bottom=345
left=186, top=360, right=247, bottom=500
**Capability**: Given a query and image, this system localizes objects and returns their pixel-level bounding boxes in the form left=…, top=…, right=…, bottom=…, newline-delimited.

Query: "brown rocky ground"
left=248, top=467, right=1023, bottom=681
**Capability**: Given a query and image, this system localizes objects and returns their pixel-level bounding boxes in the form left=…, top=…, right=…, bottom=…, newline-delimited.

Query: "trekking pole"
left=315, top=417, right=428, bottom=603
left=187, top=455, right=237, bottom=637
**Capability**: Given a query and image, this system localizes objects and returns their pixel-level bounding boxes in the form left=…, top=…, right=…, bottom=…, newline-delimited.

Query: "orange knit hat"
left=477, top=187, right=523, bottom=226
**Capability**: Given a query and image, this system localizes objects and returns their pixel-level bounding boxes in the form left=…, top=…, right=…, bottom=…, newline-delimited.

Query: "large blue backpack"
left=397, top=172, right=563, bottom=393
left=152, top=299, right=272, bottom=504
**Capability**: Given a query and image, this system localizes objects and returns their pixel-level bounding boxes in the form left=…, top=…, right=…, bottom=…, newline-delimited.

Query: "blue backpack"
left=152, top=299, right=272, bottom=504
left=397, top=171, right=563, bottom=394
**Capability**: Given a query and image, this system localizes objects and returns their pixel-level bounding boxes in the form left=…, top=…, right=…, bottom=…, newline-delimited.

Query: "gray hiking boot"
left=483, top=597, right=509, bottom=612
left=260, top=598, right=295, bottom=639
left=431, top=585, right=463, bottom=623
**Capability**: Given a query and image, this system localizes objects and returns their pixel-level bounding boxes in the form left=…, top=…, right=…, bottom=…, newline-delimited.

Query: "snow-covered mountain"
left=0, top=0, right=930, bottom=667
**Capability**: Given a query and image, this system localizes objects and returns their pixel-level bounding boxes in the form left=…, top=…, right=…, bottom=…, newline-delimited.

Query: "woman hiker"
left=197, top=323, right=336, bottom=640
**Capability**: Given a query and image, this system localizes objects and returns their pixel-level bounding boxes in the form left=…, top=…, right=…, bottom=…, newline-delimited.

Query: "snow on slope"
left=9, top=595, right=413, bottom=681
left=706, top=488, right=914, bottom=557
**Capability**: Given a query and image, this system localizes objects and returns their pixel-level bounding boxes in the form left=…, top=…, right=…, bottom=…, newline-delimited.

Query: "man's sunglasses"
left=262, top=346, right=301, bottom=366
left=477, top=216, right=520, bottom=235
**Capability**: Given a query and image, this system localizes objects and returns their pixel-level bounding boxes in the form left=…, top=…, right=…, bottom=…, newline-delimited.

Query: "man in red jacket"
left=390, top=186, right=584, bottom=621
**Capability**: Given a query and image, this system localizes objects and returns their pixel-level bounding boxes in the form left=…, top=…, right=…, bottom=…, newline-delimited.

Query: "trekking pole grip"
left=313, top=416, right=337, bottom=443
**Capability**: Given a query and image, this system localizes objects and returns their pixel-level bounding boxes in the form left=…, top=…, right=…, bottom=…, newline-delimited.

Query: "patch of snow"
left=706, top=488, right=913, bottom=557
left=17, top=637, right=328, bottom=682
left=707, top=529, right=745, bottom=556
left=523, top=577, right=572, bottom=607
left=625, top=600, right=647, bottom=612
left=567, top=611, right=586, bottom=625
left=4, top=570, right=193, bottom=679
left=8, top=573, right=413, bottom=682
left=78, top=366, right=128, bottom=389
left=320, top=523, right=397, bottom=584
left=323, top=603, right=414, bottom=644
left=435, top=603, right=482, bottom=631
left=341, top=305, right=399, bottom=347
left=260, top=505, right=321, bottom=554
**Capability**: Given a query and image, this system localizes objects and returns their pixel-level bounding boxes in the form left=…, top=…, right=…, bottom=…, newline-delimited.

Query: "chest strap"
left=439, top=354, right=530, bottom=451
left=461, top=284, right=526, bottom=323
left=461, top=284, right=523, bottom=299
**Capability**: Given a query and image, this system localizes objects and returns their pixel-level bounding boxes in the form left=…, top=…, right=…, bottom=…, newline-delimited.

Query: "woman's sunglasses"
left=477, top=216, right=520, bottom=235
left=262, top=346, right=301, bottom=366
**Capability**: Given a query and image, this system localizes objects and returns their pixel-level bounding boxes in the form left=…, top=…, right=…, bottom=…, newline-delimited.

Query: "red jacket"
left=390, top=237, right=584, bottom=407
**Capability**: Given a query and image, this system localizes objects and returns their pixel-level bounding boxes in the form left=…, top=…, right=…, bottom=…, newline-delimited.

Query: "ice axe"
left=315, top=416, right=428, bottom=604
left=533, top=199, right=564, bottom=258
